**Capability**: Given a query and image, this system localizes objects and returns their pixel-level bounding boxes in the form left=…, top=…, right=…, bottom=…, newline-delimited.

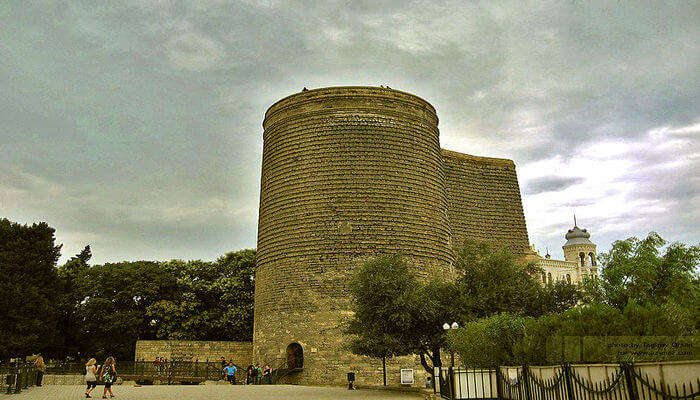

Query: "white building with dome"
left=533, top=217, right=598, bottom=284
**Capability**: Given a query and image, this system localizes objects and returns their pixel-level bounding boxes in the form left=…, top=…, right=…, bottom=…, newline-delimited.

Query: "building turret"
left=562, top=216, right=597, bottom=277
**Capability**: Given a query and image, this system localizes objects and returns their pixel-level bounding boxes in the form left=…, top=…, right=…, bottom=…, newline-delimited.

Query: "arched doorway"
left=286, top=343, right=303, bottom=370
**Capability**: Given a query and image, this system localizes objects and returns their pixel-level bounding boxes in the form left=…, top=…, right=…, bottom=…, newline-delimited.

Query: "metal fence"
left=0, top=363, right=39, bottom=394
left=43, top=360, right=223, bottom=381
left=1, top=359, right=292, bottom=386
left=2, top=360, right=227, bottom=385
left=435, top=363, right=700, bottom=400
left=118, top=360, right=226, bottom=384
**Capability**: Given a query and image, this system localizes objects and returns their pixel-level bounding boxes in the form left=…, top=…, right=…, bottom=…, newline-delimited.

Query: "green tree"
left=347, top=255, right=462, bottom=378
left=0, top=218, right=62, bottom=359
left=447, top=313, right=532, bottom=367
left=77, top=261, right=179, bottom=360
left=535, top=280, right=584, bottom=315
left=54, top=245, right=93, bottom=358
left=590, top=232, right=699, bottom=310
left=147, top=249, right=256, bottom=343
left=453, top=239, right=547, bottom=318
left=346, top=255, right=416, bottom=380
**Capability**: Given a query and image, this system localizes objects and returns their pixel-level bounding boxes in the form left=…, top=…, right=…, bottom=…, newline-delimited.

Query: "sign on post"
left=400, top=368, right=414, bottom=385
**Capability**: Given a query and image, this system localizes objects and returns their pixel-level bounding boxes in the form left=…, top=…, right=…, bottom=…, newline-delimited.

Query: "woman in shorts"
left=99, top=357, right=117, bottom=399
left=85, top=358, right=99, bottom=398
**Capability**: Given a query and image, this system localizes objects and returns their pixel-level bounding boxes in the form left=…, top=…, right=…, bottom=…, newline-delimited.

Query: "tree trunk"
left=419, top=345, right=444, bottom=378
left=432, top=345, right=442, bottom=367
left=419, top=351, right=433, bottom=377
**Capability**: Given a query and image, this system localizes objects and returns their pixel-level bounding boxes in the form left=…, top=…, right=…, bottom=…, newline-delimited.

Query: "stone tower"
left=562, top=216, right=597, bottom=277
left=252, top=86, right=532, bottom=387
left=253, top=86, right=453, bottom=386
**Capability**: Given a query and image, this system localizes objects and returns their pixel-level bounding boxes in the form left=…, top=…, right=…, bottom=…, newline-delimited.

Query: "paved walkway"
left=9, top=385, right=425, bottom=399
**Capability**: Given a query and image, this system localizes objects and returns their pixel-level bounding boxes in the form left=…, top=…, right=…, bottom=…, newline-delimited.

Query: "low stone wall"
left=135, top=340, right=252, bottom=365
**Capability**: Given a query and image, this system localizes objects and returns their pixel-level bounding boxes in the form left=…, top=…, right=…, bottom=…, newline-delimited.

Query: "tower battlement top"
left=263, top=86, right=437, bottom=128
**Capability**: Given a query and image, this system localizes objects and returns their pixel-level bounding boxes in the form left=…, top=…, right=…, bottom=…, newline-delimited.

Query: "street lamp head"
left=442, top=323, right=450, bottom=330
left=451, top=322, right=459, bottom=329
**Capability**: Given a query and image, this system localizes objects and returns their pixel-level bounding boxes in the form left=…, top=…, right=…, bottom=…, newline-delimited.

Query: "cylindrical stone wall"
left=253, top=86, right=452, bottom=386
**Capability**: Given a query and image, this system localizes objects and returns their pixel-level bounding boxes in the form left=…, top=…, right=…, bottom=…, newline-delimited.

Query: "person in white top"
left=85, top=358, right=99, bottom=398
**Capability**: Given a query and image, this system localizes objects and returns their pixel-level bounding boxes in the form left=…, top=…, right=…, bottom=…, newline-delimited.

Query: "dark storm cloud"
left=525, top=176, right=585, bottom=195
left=1, top=0, right=698, bottom=263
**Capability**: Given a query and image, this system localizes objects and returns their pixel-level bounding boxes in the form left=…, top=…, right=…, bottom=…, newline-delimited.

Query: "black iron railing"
left=268, top=358, right=303, bottom=384
left=0, top=363, right=39, bottom=394
left=28, top=360, right=228, bottom=384
left=436, top=363, right=700, bottom=400
left=120, top=360, right=226, bottom=384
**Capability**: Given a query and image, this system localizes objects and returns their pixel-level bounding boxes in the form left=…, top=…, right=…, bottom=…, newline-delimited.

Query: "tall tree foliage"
left=535, top=280, right=584, bottom=315
left=453, top=238, right=583, bottom=319
left=1, top=218, right=257, bottom=361
left=448, top=233, right=699, bottom=367
left=55, top=245, right=93, bottom=358
left=0, top=219, right=62, bottom=359
left=347, top=256, right=416, bottom=382
left=346, top=240, right=587, bottom=377
left=76, top=261, right=179, bottom=361
left=147, top=249, right=256, bottom=343
left=585, top=232, right=699, bottom=310
left=347, top=255, right=462, bottom=377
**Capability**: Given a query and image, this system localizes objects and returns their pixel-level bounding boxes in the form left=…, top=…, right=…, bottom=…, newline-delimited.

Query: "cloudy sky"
left=1, top=0, right=698, bottom=264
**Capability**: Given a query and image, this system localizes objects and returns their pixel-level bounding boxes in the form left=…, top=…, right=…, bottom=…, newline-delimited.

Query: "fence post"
left=6, top=371, right=15, bottom=394
left=13, top=370, right=21, bottom=394
left=496, top=366, right=503, bottom=400
left=448, top=365, right=455, bottom=400
left=522, top=366, right=532, bottom=400
left=621, top=363, right=638, bottom=400
left=516, top=369, right=523, bottom=400
left=563, top=364, right=575, bottom=400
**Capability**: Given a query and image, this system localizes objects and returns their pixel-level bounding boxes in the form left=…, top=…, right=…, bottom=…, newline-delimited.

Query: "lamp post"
left=443, top=322, right=459, bottom=399
left=443, top=322, right=459, bottom=367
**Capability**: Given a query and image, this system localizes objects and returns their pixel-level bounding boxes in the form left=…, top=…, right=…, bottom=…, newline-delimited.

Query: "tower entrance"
left=286, top=343, right=303, bottom=370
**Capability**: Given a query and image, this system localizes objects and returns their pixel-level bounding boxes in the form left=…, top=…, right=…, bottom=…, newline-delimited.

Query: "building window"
left=588, top=252, right=596, bottom=266
left=547, top=273, right=552, bottom=283
left=542, top=272, right=546, bottom=283
left=566, top=274, right=571, bottom=283
left=579, top=252, right=586, bottom=267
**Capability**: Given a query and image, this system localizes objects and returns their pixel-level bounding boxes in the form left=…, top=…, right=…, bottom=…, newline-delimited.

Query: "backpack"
left=101, top=365, right=115, bottom=384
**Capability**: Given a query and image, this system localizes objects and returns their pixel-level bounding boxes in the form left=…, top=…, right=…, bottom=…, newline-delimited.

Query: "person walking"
left=85, top=358, right=99, bottom=398
left=99, top=357, right=117, bottom=399
left=223, top=362, right=238, bottom=385
left=33, top=356, right=46, bottom=387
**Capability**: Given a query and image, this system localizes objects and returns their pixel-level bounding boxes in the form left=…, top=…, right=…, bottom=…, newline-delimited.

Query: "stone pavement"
left=9, top=385, right=426, bottom=399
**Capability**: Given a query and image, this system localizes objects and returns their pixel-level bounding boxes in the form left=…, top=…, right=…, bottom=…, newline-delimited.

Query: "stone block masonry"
left=441, top=149, right=530, bottom=254
left=251, top=86, right=531, bottom=387
left=135, top=340, right=252, bottom=365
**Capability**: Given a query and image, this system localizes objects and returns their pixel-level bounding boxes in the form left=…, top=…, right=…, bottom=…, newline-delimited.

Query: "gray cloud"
left=1, top=0, right=698, bottom=263
left=525, top=176, right=585, bottom=195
